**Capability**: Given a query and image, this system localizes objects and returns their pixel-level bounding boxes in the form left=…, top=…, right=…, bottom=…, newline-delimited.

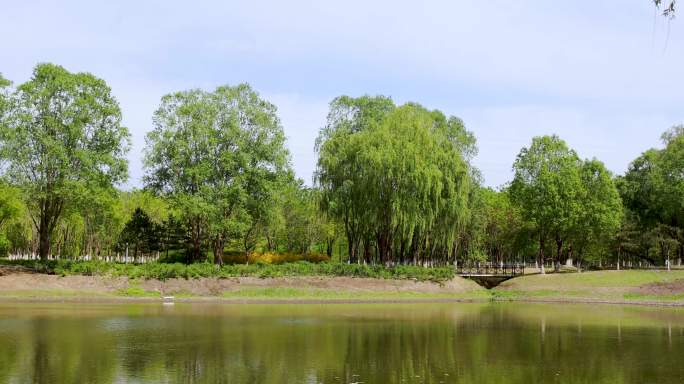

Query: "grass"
left=0, top=289, right=114, bottom=299
left=492, top=289, right=586, bottom=299
left=220, top=287, right=491, bottom=301
left=5, top=258, right=684, bottom=305
left=115, top=281, right=159, bottom=297
left=498, top=270, right=684, bottom=290
left=0, top=287, right=489, bottom=301
left=0, top=259, right=457, bottom=282
left=623, top=292, right=684, bottom=302
left=494, top=270, right=684, bottom=303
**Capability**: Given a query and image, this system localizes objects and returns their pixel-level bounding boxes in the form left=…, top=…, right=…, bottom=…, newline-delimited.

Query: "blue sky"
left=1, top=1, right=683, bottom=188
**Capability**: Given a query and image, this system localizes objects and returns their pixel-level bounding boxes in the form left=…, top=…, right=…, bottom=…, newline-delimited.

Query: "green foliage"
left=144, top=84, right=291, bottom=264
left=510, top=135, right=623, bottom=270
left=618, top=126, right=684, bottom=267
left=0, top=233, right=9, bottom=257
left=116, top=208, right=163, bottom=257
left=316, top=97, right=476, bottom=265
left=472, top=187, right=530, bottom=263
left=1, top=259, right=455, bottom=282
left=510, top=135, right=581, bottom=269
left=0, top=63, right=130, bottom=259
left=0, top=182, right=23, bottom=230
left=260, top=182, right=336, bottom=255
left=2, top=62, right=680, bottom=272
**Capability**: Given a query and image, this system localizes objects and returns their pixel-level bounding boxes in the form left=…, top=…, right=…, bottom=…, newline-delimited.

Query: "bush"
left=221, top=251, right=330, bottom=265
left=0, top=259, right=455, bottom=282
left=0, top=234, right=9, bottom=258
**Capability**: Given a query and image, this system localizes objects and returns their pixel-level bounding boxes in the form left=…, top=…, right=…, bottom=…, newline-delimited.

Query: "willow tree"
left=315, top=95, right=394, bottom=262
left=144, top=84, right=289, bottom=264
left=316, top=97, right=475, bottom=265
left=0, top=64, right=130, bottom=260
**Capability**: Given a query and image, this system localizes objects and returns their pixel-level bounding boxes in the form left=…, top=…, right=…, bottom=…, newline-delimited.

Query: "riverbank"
left=494, top=269, right=684, bottom=306
left=3, top=263, right=684, bottom=305
left=0, top=264, right=487, bottom=302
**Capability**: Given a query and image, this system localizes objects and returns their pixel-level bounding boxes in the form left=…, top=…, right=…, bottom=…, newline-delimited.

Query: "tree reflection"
left=0, top=303, right=682, bottom=383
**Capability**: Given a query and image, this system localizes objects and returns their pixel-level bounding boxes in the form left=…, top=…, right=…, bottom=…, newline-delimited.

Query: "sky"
left=1, top=0, right=683, bottom=189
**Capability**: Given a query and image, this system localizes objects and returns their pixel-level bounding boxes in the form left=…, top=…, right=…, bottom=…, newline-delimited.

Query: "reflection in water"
left=0, top=302, right=683, bottom=383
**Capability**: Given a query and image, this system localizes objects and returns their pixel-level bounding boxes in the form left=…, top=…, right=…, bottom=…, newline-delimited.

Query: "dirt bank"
left=0, top=267, right=486, bottom=302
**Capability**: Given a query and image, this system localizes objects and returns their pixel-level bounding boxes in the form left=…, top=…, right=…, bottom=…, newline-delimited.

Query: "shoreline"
left=2, top=294, right=684, bottom=308
left=0, top=295, right=489, bottom=305
left=2, top=268, right=684, bottom=308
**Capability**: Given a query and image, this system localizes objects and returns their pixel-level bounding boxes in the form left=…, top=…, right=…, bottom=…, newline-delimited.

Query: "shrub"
left=0, top=234, right=9, bottom=258
left=222, top=251, right=330, bottom=265
left=0, top=259, right=455, bottom=282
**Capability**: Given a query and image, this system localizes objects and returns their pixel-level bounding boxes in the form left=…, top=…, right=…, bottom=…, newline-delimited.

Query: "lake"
left=0, top=301, right=683, bottom=383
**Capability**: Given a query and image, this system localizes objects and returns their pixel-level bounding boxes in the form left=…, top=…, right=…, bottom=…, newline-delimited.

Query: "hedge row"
left=0, top=259, right=455, bottom=282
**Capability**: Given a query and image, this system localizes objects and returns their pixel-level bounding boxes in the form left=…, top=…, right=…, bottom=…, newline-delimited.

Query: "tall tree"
left=144, top=84, right=289, bottom=264
left=0, top=64, right=130, bottom=259
left=619, top=126, right=684, bottom=266
left=316, top=99, right=475, bottom=265
left=315, top=95, right=395, bottom=262
left=571, top=159, right=623, bottom=269
left=510, top=135, right=583, bottom=273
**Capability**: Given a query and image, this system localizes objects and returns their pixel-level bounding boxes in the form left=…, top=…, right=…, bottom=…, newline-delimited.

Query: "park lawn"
left=494, top=270, right=684, bottom=304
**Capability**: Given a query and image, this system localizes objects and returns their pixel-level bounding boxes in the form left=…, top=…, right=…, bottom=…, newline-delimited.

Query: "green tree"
left=0, top=182, right=22, bottom=230
left=316, top=98, right=475, bottom=265
left=0, top=64, right=130, bottom=260
left=144, top=84, right=290, bottom=264
left=510, top=135, right=583, bottom=273
left=571, top=159, right=623, bottom=270
left=619, top=126, right=684, bottom=267
left=476, top=188, right=528, bottom=264
left=117, top=208, right=163, bottom=260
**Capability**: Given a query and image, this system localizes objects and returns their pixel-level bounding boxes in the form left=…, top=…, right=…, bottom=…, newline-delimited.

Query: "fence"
left=6, top=253, right=160, bottom=264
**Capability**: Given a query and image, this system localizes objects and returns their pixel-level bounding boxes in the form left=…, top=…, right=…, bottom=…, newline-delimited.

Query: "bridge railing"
left=456, top=263, right=525, bottom=276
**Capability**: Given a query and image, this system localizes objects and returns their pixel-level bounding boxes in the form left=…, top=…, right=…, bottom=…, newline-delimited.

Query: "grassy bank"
left=0, top=259, right=455, bottom=282
left=493, top=270, right=684, bottom=304
left=3, top=259, right=684, bottom=305
left=0, top=259, right=486, bottom=302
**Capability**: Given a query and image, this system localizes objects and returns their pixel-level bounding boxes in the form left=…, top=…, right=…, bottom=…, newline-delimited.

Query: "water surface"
left=0, top=301, right=683, bottom=383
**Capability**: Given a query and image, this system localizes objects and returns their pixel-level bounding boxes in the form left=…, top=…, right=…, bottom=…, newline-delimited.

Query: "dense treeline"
left=0, top=63, right=682, bottom=270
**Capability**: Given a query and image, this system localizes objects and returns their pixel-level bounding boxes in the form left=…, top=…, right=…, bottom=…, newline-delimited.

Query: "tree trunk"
left=190, top=217, right=202, bottom=263
left=326, top=238, right=334, bottom=258
left=555, top=236, right=563, bottom=272
left=212, top=235, right=224, bottom=266
left=377, top=231, right=390, bottom=265
left=617, top=248, right=621, bottom=271
left=539, top=233, right=546, bottom=275
left=38, top=218, right=51, bottom=261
